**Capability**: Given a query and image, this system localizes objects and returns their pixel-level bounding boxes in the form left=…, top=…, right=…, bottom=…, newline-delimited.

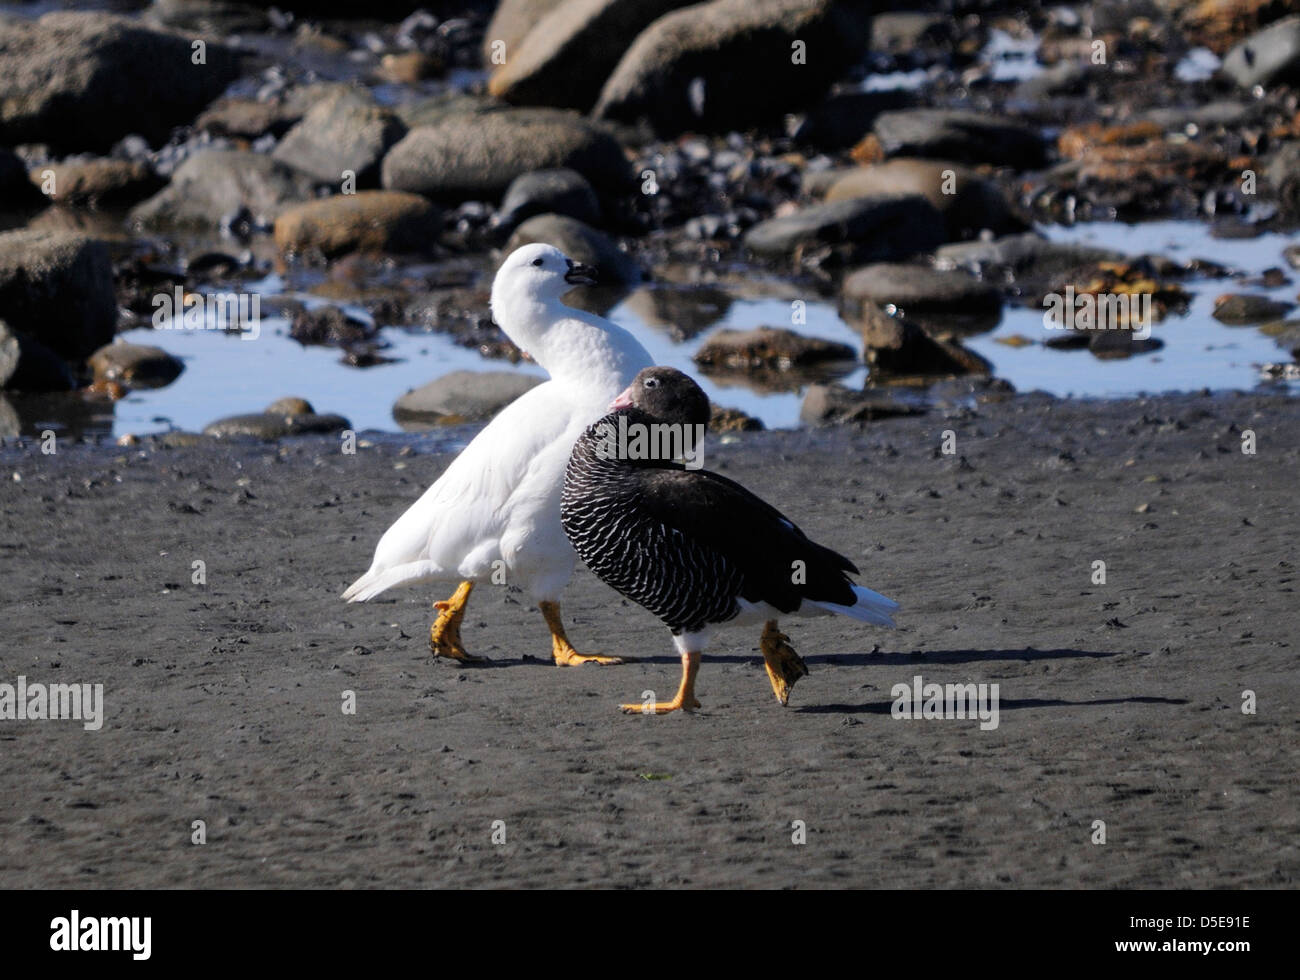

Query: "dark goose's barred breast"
left=561, top=409, right=861, bottom=636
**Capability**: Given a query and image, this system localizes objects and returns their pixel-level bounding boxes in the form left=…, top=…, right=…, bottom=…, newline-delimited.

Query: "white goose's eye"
left=531, top=257, right=544, bottom=267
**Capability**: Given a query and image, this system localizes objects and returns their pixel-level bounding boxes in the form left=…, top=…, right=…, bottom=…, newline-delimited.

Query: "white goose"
left=343, top=244, right=654, bottom=664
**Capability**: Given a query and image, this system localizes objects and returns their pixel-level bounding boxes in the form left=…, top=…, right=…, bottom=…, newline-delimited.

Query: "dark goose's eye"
left=644, top=377, right=659, bottom=388
left=531, top=257, right=544, bottom=267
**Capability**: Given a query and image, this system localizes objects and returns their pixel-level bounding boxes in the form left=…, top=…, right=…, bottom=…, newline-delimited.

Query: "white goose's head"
left=489, top=244, right=598, bottom=364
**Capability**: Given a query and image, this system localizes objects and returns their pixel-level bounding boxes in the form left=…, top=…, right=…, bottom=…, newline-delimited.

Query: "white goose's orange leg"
left=760, top=620, right=808, bottom=706
left=540, top=601, right=626, bottom=665
left=621, top=650, right=701, bottom=714
left=429, top=581, right=486, bottom=662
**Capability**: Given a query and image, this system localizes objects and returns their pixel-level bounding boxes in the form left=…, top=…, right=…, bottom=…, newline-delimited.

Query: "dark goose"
left=561, top=366, right=898, bottom=714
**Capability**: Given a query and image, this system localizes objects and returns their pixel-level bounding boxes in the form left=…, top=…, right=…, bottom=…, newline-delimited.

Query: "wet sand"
left=1, top=391, right=1296, bottom=887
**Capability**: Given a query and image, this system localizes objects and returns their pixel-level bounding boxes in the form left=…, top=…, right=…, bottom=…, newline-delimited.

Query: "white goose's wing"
left=342, top=380, right=574, bottom=600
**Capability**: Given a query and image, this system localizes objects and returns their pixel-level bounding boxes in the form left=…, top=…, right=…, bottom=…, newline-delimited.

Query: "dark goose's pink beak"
left=609, top=383, right=635, bottom=411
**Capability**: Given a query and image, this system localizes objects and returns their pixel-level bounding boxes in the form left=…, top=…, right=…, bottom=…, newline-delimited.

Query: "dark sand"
left=1, top=391, right=1296, bottom=888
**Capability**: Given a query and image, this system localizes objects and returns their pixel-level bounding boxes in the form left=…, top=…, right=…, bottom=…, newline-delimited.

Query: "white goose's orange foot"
left=540, top=601, right=627, bottom=665
left=429, top=581, right=487, bottom=663
left=621, top=651, right=701, bottom=715
left=760, top=620, right=808, bottom=706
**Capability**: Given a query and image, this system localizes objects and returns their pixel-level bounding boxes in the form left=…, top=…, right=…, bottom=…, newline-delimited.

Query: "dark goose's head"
left=610, top=367, right=710, bottom=428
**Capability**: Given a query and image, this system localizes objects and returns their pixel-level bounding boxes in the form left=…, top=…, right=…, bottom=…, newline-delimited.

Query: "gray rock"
left=204, top=411, right=351, bottom=440
left=0, top=393, right=18, bottom=438
left=497, top=169, right=601, bottom=231
left=88, top=342, right=184, bottom=388
left=841, top=263, right=1002, bottom=319
left=800, top=383, right=928, bottom=425
left=0, top=12, right=243, bottom=152
left=483, top=0, right=567, bottom=64
left=489, top=0, right=697, bottom=111
left=790, top=89, right=914, bottom=150
left=593, top=0, right=871, bottom=135
left=871, top=109, right=1049, bottom=170
left=272, top=88, right=407, bottom=188
left=505, top=214, right=643, bottom=286
left=935, top=233, right=1125, bottom=282
left=824, top=158, right=1026, bottom=240
left=145, top=0, right=271, bottom=34
left=1212, top=293, right=1295, bottom=325
left=130, top=150, right=315, bottom=231
left=850, top=305, right=992, bottom=377
left=382, top=110, right=629, bottom=200
left=273, top=191, right=442, bottom=257
left=1266, top=142, right=1300, bottom=217
left=393, top=370, right=543, bottom=429
left=0, top=319, right=75, bottom=392
left=394, top=93, right=509, bottom=130
left=1221, top=15, right=1300, bottom=89
left=693, top=326, right=856, bottom=371
left=743, top=195, right=946, bottom=261
left=0, top=230, right=116, bottom=363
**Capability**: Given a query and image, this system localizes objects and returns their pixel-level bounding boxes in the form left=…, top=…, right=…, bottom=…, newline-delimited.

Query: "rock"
left=849, top=305, right=991, bottom=377
left=505, top=214, right=642, bottom=286
left=0, top=322, right=75, bottom=392
left=272, top=88, right=407, bottom=188
left=288, top=306, right=375, bottom=346
left=489, top=0, right=697, bottom=111
left=841, top=263, right=1002, bottom=320
left=0, top=393, right=18, bottom=438
left=1265, top=142, right=1300, bottom=216
left=710, top=404, right=763, bottom=432
left=0, top=12, right=243, bottom=152
left=393, top=370, right=543, bottom=429
left=593, top=0, right=871, bottom=135
left=799, top=383, right=927, bottom=424
left=934, top=233, right=1126, bottom=283
left=195, top=97, right=298, bottom=140
left=378, top=51, right=445, bottom=84
left=620, top=284, right=732, bottom=340
left=87, top=342, right=184, bottom=388
left=483, top=0, right=567, bottom=64
left=742, top=196, right=946, bottom=262
left=274, top=191, right=441, bottom=257
left=1212, top=293, right=1296, bottom=324
left=1221, top=15, right=1300, bottom=88
left=394, top=92, right=508, bottom=130
left=145, top=0, right=271, bottom=34
left=0, top=320, right=18, bottom=389
left=266, top=396, right=314, bottom=416
left=790, top=89, right=914, bottom=150
left=865, top=109, right=1049, bottom=170
left=131, top=150, right=315, bottom=231
left=0, top=230, right=116, bottom=364
left=204, top=410, right=351, bottom=440
left=382, top=110, right=629, bottom=200
left=28, top=158, right=164, bottom=208
left=824, top=158, right=1026, bottom=239
left=496, top=168, right=601, bottom=231
left=693, top=326, right=856, bottom=375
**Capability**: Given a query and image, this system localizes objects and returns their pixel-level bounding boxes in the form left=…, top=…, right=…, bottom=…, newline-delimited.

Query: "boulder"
left=88, top=342, right=184, bottom=388
left=934, top=233, right=1126, bottom=283
left=866, top=109, right=1049, bottom=170
left=272, top=88, right=407, bottom=188
left=489, top=0, right=697, bottom=111
left=130, top=150, right=314, bottom=230
left=743, top=195, right=946, bottom=262
left=204, top=408, right=351, bottom=440
left=849, top=304, right=992, bottom=376
left=1211, top=293, right=1295, bottom=325
left=483, top=0, right=567, bottom=64
left=840, top=263, right=1002, bottom=319
left=393, top=370, right=543, bottom=429
left=0, top=230, right=116, bottom=363
left=0, top=12, right=243, bottom=152
left=382, top=110, right=629, bottom=200
left=28, top=158, right=164, bottom=208
left=824, top=158, right=1026, bottom=239
left=799, top=383, right=928, bottom=424
left=593, top=0, right=872, bottom=134
left=496, top=168, right=602, bottom=231
left=1221, top=15, right=1300, bottom=88
left=693, top=326, right=856, bottom=372
left=274, top=191, right=442, bottom=257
